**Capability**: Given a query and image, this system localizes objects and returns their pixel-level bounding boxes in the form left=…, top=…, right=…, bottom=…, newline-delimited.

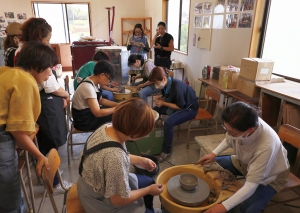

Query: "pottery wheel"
left=113, top=89, right=131, bottom=94
left=167, top=174, right=210, bottom=207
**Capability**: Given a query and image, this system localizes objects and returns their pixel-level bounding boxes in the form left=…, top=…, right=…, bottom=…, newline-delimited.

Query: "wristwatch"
left=160, top=46, right=163, bottom=50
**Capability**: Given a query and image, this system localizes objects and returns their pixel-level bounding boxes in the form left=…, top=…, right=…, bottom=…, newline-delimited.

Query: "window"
left=259, top=0, right=300, bottom=80
left=33, top=2, right=91, bottom=43
left=167, top=0, right=190, bottom=53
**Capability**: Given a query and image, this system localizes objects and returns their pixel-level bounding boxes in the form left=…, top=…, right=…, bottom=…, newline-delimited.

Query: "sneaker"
left=158, top=152, right=171, bottom=162
left=53, top=180, right=72, bottom=194
left=154, top=208, right=162, bottom=213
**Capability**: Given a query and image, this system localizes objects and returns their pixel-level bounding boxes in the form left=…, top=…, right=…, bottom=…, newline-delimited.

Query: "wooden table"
left=195, top=134, right=234, bottom=158
left=227, top=91, right=260, bottom=105
left=257, top=81, right=300, bottom=131
left=198, top=78, right=236, bottom=108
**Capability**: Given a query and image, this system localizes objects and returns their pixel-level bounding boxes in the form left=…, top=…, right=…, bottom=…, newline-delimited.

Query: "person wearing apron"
left=0, top=41, right=55, bottom=213
left=73, top=51, right=120, bottom=101
left=72, top=60, right=118, bottom=131
left=128, top=54, right=161, bottom=102
left=127, top=23, right=150, bottom=60
left=77, top=98, right=163, bottom=213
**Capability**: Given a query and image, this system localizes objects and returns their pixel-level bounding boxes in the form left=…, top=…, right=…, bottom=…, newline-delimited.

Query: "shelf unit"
left=121, top=17, right=152, bottom=47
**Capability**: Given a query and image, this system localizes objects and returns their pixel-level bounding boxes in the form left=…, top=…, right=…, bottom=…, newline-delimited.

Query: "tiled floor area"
left=23, top=72, right=300, bottom=213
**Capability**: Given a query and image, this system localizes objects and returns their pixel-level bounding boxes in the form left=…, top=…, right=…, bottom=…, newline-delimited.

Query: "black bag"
left=133, top=154, right=160, bottom=179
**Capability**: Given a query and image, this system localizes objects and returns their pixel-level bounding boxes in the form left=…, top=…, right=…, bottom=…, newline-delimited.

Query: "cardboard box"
left=240, top=58, right=274, bottom=81
left=125, top=127, right=164, bottom=155
left=236, top=76, right=261, bottom=98
left=218, top=66, right=240, bottom=89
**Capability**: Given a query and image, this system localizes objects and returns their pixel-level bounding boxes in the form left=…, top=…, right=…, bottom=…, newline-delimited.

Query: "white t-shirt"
left=72, top=77, right=99, bottom=110
left=38, top=74, right=60, bottom=93
left=213, top=117, right=289, bottom=210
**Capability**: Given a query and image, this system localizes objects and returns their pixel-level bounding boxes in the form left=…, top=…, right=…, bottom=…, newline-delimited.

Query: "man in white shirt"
left=198, top=102, right=289, bottom=213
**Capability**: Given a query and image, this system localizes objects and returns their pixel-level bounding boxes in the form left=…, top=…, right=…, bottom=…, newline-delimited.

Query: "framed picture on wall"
left=0, top=16, right=5, bottom=22
left=17, top=13, right=27, bottom=20
left=195, top=3, right=203, bottom=15
left=240, top=0, right=255, bottom=11
left=227, top=0, right=239, bottom=12
left=194, top=16, right=202, bottom=28
left=4, top=12, right=14, bottom=19
left=238, top=12, right=253, bottom=28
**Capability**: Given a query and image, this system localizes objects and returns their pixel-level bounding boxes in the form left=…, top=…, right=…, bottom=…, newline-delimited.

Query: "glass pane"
left=66, top=4, right=91, bottom=43
left=167, top=0, right=180, bottom=49
left=34, top=3, right=68, bottom=43
left=262, top=0, right=300, bottom=80
left=180, top=0, right=190, bottom=52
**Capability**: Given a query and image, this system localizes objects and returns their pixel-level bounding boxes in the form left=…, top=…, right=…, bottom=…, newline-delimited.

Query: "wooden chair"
left=265, top=124, right=300, bottom=209
left=65, top=99, right=93, bottom=167
left=185, top=85, right=221, bottom=151
left=66, top=183, right=86, bottom=213
left=38, top=149, right=70, bottom=213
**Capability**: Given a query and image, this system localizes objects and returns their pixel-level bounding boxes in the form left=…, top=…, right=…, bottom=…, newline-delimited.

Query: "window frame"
left=250, top=0, right=300, bottom=82
left=32, top=1, right=92, bottom=44
left=166, top=0, right=190, bottom=54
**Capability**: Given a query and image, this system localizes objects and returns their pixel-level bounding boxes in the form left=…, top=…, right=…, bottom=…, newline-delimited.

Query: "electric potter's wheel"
left=167, top=174, right=210, bottom=207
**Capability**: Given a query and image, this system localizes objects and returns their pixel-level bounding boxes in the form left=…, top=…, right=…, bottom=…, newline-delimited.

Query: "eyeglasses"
left=135, top=31, right=142, bottom=34
left=222, top=124, right=242, bottom=137
left=104, top=73, right=112, bottom=82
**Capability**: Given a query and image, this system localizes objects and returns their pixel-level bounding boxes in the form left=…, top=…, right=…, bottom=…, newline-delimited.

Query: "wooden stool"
left=195, top=134, right=234, bottom=158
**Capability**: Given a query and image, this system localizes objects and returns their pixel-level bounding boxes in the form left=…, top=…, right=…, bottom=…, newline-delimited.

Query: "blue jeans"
left=101, top=89, right=114, bottom=101
left=136, top=174, right=155, bottom=213
left=154, top=57, right=171, bottom=69
left=216, top=156, right=277, bottom=213
left=153, top=106, right=198, bottom=154
left=139, top=85, right=161, bottom=102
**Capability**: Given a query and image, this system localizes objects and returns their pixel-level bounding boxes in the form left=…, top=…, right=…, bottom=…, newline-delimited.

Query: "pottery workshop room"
left=1, top=0, right=300, bottom=213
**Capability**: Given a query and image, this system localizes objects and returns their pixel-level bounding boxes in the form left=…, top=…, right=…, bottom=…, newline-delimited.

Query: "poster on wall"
left=227, top=0, right=239, bottom=12
left=4, top=12, right=15, bottom=19
left=17, top=13, right=27, bottom=20
left=195, top=2, right=203, bottom=15
left=238, top=12, right=253, bottom=28
left=226, top=14, right=238, bottom=28
left=0, top=16, right=5, bottom=23
left=194, top=16, right=202, bottom=28
left=240, top=0, right=255, bottom=11
left=203, top=2, right=213, bottom=14
left=214, top=0, right=225, bottom=13
left=202, top=16, right=211, bottom=28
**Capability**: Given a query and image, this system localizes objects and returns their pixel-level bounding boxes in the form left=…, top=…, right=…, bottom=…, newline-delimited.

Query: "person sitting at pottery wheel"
left=73, top=51, right=120, bottom=101
left=148, top=67, right=198, bottom=162
left=197, top=102, right=289, bottom=213
left=128, top=54, right=161, bottom=102
left=72, top=60, right=118, bottom=131
left=77, top=98, right=164, bottom=213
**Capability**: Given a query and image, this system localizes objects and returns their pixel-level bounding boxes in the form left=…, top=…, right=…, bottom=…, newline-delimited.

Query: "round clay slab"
left=167, top=174, right=210, bottom=207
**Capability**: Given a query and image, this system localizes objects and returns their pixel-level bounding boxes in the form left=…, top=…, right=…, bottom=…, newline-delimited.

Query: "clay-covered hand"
left=140, top=157, right=156, bottom=172
left=112, top=87, right=121, bottom=92
left=197, top=153, right=217, bottom=165
left=155, top=98, right=164, bottom=108
left=204, top=204, right=227, bottom=213
left=148, top=184, right=164, bottom=196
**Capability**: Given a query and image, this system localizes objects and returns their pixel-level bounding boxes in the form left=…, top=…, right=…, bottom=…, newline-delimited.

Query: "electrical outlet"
left=155, top=130, right=164, bottom=137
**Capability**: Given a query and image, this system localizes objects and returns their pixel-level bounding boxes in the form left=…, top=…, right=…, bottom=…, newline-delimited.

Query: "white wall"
left=0, top=0, right=145, bottom=45
left=1, top=0, right=253, bottom=85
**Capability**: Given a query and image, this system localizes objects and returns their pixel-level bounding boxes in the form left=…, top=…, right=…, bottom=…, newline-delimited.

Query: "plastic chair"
left=65, top=99, right=93, bottom=167
left=66, top=183, right=86, bottom=213
left=185, top=85, right=221, bottom=151
left=265, top=124, right=300, bottom=209
left=38, top=149, right=70, bottom=213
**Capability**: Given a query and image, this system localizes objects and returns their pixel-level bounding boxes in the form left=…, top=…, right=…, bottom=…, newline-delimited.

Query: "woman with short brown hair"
left=78, top=98, right=163, bottom=213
